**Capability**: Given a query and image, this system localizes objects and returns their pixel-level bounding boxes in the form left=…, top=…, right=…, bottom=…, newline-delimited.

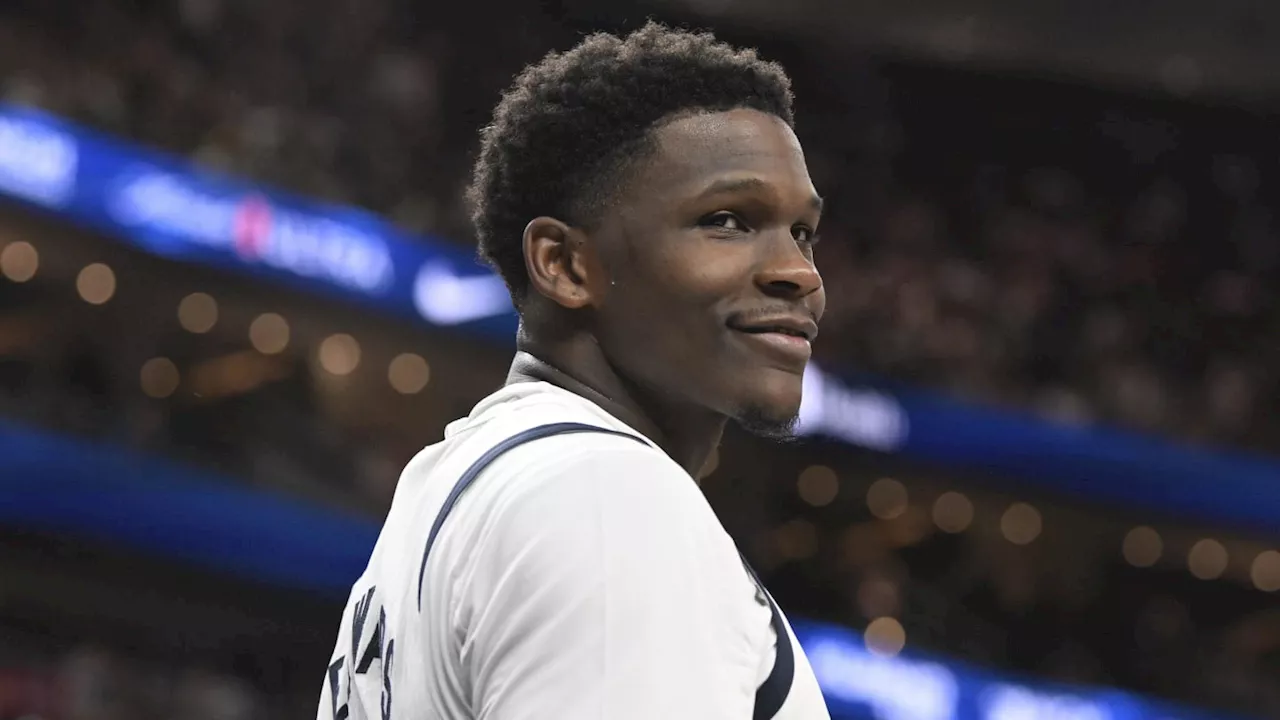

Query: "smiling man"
left=320, top=22, right=831, bottom=720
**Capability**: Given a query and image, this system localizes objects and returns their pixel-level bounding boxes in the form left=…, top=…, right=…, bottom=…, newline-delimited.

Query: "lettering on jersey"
left=356, top=620, right=383, bottom=674
left=327, top=584, right=395, bottom=720
left=326, top=657, right=348, bottom=720
left=352, top=586, right=376, bottom=667
left=380, top=607, right=395, bottom=720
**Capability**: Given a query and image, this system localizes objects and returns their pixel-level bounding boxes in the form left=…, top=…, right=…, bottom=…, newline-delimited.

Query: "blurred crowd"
left=0, top=0, right=546, bottom=240
left=814, top=102, right=1280, bottom=453
left=0, top=279, right=412, bottom=515
left=2, top=0, right=1278, bottom=455
left=0, top=643, right=310, bottom=720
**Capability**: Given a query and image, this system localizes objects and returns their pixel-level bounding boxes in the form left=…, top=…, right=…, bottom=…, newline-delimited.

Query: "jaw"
left=735, top=405, right=801, bottom=441
left=724, top=366, right=806, bottom=439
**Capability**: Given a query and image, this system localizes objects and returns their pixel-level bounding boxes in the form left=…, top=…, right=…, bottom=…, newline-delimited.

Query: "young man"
left=320, top=22, right=830, bottom=720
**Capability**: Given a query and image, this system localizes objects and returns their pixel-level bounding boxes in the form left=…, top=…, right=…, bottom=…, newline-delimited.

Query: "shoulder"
left=486, top=430, right=709, bottom=534
left=458, top=429, right=734, bottom=581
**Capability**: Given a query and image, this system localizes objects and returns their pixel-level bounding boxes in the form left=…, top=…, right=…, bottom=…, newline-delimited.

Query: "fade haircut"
left=466, top=21, right=795, bottom=307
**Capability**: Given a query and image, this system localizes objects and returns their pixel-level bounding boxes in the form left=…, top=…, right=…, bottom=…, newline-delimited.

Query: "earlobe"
left=522, top=217, right=595, bottom=310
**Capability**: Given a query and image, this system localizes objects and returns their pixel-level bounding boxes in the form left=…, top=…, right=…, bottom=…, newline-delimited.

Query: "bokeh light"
left=178, top=292, right=218, bottom=333
left=388, top=352, right=430, bottom=394
left=76, top=263, right=116, bottom=305
left=249, top=313, right=290, bottom=355
left=318, top=334, right=361, bottom=375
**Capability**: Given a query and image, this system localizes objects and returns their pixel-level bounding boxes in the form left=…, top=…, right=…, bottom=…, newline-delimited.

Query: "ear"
left=522, top=216, right=602, bottom=310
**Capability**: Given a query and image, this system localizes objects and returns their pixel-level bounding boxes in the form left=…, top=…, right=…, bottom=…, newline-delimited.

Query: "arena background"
left=2, top=1, right=1280, bottom=718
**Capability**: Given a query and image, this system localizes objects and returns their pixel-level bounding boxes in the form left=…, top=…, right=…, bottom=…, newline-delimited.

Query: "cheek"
left=612, top=244, right=731, bottom=317
left=651, top=264, right=736, bottom=341
left=600, top=231, right=753, bottom=364
left=613, top=280, right=719, bottom=349
left=602, top=264, right=733, bottom=366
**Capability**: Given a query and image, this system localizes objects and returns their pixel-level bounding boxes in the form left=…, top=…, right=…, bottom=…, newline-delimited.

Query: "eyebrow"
left=696, top=177, right=824, bottom=213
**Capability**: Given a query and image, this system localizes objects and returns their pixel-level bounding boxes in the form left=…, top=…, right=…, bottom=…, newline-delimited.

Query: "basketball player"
left=320, top=22, right=830, bottom=719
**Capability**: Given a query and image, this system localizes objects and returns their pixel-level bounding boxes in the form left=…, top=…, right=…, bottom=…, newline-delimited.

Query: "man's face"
left=588, top=108, right=825, bottom=436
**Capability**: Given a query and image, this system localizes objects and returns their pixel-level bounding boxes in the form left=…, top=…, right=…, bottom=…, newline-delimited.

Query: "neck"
left=506, top=334, right=724, bottom=478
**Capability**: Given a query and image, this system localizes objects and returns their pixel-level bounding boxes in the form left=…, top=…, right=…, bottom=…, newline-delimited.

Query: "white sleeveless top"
left=318, top=381, right=831, bottom=719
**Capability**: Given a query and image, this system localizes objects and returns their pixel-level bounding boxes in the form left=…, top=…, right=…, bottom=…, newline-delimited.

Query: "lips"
left=735, top=325, right=810, bottom=339
left=727, top=315, right=817, bottom=367
left=726, top=315, right=819, bottom=342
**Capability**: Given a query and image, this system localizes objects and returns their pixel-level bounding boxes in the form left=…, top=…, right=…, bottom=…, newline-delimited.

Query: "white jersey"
left=318, top=381, right=830, bottom=720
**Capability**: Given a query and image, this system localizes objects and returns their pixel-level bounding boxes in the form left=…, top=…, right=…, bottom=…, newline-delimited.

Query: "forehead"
left=622, top=108, right=816, bottom=210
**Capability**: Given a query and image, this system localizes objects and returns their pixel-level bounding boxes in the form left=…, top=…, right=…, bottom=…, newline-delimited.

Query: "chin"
left=734, top=405, right=801, bottom=442
left=731, top=382, right=804, bottom=441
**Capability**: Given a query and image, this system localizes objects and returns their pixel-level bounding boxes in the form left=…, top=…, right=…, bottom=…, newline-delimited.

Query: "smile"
left=730, top=327, right=813, bottom=366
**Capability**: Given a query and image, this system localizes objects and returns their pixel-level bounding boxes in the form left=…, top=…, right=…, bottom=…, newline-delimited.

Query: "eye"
left=792, top=224, right=820, bottom=246
left=700, top=212, right=749, bottom=233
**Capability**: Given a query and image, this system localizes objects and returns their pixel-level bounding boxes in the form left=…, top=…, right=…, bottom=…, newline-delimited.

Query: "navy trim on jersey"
left=415, top=422, right=644, bottom=609
left=741, top=556, right=795, bottom=719
left=414, top=421, right=794, bottom=718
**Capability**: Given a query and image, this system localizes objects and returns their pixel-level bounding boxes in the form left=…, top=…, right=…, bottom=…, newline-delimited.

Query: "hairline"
left=560, top=105, right=795, bottom=232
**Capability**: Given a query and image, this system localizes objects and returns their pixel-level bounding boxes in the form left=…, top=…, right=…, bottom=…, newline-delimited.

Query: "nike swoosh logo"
left=413, top=262, right=514, bottom=325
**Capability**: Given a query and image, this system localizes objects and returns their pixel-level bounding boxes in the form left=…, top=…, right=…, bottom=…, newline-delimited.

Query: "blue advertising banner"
left=0, top=104, right=518, bottom=339
left=792, top=620, right=1244, bottom=720
left=1, top=101, right=1278, bottom=532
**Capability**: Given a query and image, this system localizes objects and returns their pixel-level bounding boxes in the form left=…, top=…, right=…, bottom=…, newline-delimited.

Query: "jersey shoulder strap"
left=414, top=421, right=793, bottom=719
left=415, top=422, right=643, bottom=608
left=741, top=555, right=795, bottom=719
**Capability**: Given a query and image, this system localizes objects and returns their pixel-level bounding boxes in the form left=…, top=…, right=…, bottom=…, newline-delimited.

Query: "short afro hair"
left=466, top=21, right=796, bottom=306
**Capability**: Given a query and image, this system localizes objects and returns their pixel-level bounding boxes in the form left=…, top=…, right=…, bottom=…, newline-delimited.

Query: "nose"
left=754, top=235, right=823, bottom=302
